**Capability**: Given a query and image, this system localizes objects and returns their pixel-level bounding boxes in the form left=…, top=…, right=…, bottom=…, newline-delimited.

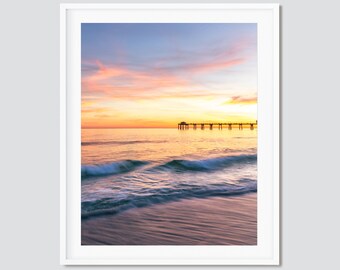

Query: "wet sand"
left=82, top=193, right=257, bottom=245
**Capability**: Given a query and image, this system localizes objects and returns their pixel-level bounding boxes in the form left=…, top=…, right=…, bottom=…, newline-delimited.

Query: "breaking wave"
left=81, top=160, right=149, bottom=178
left=154, top=154, right=257, bottom=172
left=81, top=179, right=257, bottom=219
left=81, top=154, right=256, bottom=179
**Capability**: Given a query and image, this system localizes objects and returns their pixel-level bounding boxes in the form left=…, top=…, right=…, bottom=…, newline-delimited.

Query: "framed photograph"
left=60, top=3, right=280, bottom=265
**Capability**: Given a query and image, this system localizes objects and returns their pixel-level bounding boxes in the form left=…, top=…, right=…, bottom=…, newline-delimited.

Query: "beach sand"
left=82, top=193, right=257, bottom=245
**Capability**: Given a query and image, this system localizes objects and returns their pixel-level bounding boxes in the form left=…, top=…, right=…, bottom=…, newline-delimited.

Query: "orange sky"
left=81, top=23, right=257, bottom=128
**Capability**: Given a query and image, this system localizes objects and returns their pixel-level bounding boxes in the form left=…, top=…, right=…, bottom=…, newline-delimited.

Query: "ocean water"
left=81, top=128, right=257, bottom=219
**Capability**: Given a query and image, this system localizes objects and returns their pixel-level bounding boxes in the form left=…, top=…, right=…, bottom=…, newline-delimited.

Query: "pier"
left=178, top=121, right=257, bottom=130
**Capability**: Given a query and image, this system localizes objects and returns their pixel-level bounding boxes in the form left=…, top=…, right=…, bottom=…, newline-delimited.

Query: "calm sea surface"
left=81, top=128, right=257, bottom=219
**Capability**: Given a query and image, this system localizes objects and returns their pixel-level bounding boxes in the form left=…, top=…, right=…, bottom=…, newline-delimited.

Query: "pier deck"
left=178, top=121, right=257, bottom=130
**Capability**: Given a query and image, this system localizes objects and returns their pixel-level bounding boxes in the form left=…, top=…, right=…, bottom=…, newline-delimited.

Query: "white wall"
left=0, top=0, right=339, bottom=269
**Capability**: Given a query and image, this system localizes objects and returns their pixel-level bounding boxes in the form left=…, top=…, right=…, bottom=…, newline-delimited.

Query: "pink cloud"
left=81, top=36, right=252, bottom=101
left=189, top=58, right=244, bottom=73
left=223, top=95, right=257, bottom=105
left=82, top=60, right=191, bottom=98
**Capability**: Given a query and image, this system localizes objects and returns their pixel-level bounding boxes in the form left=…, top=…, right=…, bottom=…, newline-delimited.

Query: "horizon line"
left=82, top=127, right=177, bottom=129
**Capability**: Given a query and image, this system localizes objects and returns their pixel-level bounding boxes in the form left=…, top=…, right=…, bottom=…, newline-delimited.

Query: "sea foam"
left=81, top=160, right=148, bottom=178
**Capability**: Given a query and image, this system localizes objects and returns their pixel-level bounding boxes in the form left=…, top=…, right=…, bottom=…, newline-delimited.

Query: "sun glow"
left=82, top=23, right=257, bottom=128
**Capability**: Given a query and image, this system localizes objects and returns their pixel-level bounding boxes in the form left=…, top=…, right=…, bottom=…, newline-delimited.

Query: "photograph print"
left=80, top=23, right=258, bottom=245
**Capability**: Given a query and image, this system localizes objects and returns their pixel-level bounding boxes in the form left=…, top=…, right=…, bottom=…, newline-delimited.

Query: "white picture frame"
left=60, top=3, right=280, bottom=265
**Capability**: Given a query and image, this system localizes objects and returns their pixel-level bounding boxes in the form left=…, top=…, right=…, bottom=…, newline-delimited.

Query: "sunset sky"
left=81, top=23, right=257, bottom=128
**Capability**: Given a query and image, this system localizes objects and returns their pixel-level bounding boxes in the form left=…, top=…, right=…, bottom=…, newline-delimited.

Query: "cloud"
left=189, top=58, right=244, bottom=73
left=81, top=36, right=254, bottom=103
left=145, top=36, right=253, bottom=75
left=223, top=95, right=257, bottom=105
left=81, top=107, right=109, bottom=114
left=82, top=60, right=190, bottom=97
